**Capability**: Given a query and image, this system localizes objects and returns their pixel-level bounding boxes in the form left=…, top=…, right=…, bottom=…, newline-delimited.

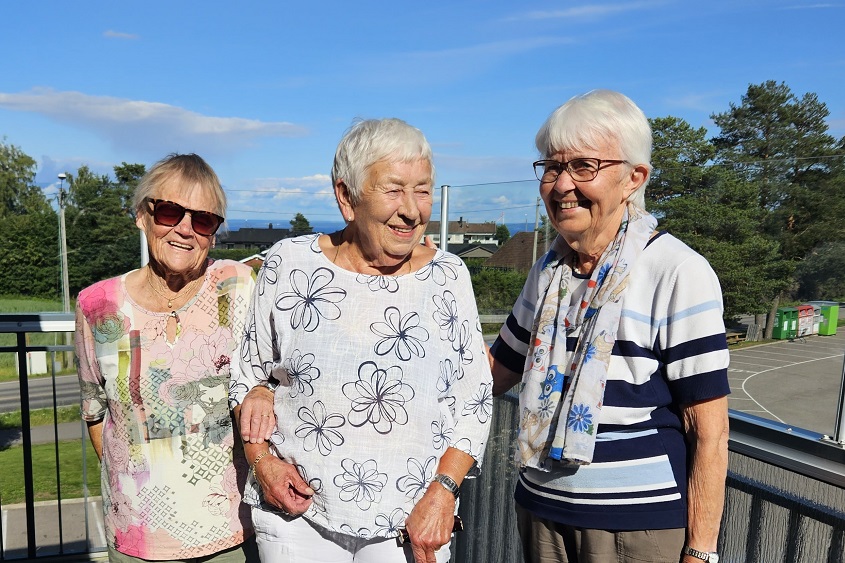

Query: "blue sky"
left=2, top=0, right=844, bottom=230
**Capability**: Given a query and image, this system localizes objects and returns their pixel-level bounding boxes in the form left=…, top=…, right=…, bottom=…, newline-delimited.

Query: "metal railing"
left=2, top=313, right=845, bottom=562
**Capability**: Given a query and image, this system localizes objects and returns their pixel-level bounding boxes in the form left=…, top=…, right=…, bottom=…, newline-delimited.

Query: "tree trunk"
left=764, top=296, right=780, bottom=340
left=754, top=313, right=767, bottom=341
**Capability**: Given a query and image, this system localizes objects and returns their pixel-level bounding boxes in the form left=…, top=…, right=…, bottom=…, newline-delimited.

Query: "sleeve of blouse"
left=229, top=246, right=282, bottom=407
left=446, top=262, right=494, bottom=472
left=661, top=252, right=731, bottom=403
left=74, top=303, right=108, bottom=421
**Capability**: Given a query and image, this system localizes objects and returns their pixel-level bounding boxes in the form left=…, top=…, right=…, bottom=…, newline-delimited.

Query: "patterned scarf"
left=516, top=204, right=657, bottom=469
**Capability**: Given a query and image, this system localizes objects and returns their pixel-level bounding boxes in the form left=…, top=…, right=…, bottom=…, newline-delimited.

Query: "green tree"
left=0, top=140, right=59, bottom=298
left=658, top=167, right=792, bottom=319
left=0, top=140, right=51, bottom=216
left=494, top=223, right=510, bottom=245
left=65, top=166, right=140, bottom=293
left=647, top=116, right=714, bottom=212
left=290, top=212, right=312, bottom=235
left=794, top=241, right=845, bottom=301
left=711, top=80, right=841, bottom=260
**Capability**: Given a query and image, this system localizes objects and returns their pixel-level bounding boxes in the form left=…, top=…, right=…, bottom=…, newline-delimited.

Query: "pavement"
left=0, top=420, right=85, bottom=449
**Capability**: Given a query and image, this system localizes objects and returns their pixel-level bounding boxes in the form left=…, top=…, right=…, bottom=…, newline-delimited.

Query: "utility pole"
left=57, top=173, right=70, bottom=313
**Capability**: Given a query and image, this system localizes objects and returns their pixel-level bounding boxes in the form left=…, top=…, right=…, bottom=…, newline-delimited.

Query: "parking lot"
left=727, top=330, right=845, bottom=437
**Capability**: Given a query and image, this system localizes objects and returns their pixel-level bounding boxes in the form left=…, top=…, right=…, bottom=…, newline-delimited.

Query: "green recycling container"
left=808, top=300, right=839, bottom=336
left=772, top=307, right=798, bottom=340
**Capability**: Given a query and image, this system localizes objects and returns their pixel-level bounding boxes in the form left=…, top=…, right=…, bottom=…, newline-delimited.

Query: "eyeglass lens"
left=536, top=159, right=600, bottom=182
left=151, top=200, right=222, bottom=236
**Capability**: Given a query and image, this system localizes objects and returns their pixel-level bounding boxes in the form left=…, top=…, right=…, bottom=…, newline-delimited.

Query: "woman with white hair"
left=490, top=90, right=730, bottom=563
left=230, top=118, right=492, bottom=563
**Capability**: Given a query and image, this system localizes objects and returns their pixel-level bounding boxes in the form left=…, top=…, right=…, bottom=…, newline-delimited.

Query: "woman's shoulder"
left=208, top=258, right=254, bottom=278
left=77, top=274, right=129, bottom=317
left=641, top=232, right=718, bottom=284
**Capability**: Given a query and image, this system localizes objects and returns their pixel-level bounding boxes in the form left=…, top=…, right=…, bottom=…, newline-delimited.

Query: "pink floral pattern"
left=75, top=261, right=256, bottom=559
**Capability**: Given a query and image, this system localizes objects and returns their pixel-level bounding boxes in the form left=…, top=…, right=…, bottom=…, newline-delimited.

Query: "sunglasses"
left=145, top=198, right=224, bottom=236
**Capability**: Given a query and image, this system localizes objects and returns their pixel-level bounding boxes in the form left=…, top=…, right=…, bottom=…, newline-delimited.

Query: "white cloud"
left=103, top=30, right=139, bottom=40
left=0, top=88, right=308, bottom=157
left=354, top=37, right=574, bottom=87
left=507, top=1, right=668, bottom=21
left=781, top=4, right=842, bottom=9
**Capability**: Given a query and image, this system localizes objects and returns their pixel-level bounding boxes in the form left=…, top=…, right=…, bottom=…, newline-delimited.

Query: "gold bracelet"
left=251, top=450, right=272, bottom=479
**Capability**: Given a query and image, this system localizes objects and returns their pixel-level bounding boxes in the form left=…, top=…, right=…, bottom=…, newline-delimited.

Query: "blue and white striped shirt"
left=491, top=232, right=730, bottom=530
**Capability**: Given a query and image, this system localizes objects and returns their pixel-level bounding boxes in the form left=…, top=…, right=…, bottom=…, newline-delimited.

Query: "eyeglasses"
left=145, top=198, right=224, bottom=236
left=533, top=158, right=630, bottom=183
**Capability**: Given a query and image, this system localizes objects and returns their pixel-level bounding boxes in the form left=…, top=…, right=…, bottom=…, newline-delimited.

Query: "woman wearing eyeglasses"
left=489, top=91, right=730, bottom=563
left=74, top=153, right=258, bottom=562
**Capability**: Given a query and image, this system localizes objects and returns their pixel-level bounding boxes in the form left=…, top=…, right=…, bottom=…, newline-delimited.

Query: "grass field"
left=0, top=406, right=81, bottom=430
left=0, top=439, right=100, bottom=505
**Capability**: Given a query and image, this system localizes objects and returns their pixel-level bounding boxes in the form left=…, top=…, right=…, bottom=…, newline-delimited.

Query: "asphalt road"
left=0, top=374, right=80, bottom=413
left=727, top=330, right=845, bottom=437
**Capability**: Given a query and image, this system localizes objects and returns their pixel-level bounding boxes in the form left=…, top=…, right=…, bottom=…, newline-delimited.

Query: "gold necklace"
left=146, top=269, right=202, bottom=309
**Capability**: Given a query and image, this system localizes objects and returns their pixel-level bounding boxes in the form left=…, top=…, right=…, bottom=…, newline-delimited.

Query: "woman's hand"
left=403, top=483, right=456, bottom=563
left=254, top=455, right=315, bottom=516
left=238, top=385, right=275, bottom=443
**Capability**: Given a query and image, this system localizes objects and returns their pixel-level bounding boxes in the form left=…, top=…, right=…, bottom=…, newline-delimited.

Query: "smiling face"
left=136, top=175, right=216, bottom=281
left=540, top=138, right=647, bottom=257
left=337, top=158, right=433, bottom=270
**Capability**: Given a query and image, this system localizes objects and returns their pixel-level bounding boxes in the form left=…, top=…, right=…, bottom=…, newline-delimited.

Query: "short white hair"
left=535, top=90, right=652, bottom=208
left=331, top=118, right=434, bottom=204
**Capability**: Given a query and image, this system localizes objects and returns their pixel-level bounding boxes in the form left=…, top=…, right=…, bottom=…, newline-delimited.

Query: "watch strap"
left=683, top=545, right=718, bottom=562
left=432, top=473, right=460, bottom=498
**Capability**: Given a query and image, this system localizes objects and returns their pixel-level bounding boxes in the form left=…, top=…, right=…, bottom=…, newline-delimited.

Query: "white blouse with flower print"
left=229, top=234, right=493, bottom=539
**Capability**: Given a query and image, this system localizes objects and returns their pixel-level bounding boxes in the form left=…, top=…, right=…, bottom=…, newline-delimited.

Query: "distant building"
left=217, top=224, right=290, bottom=250
left=425, top=219, right=497, bottom=246
left=484, top=231, right=551, bottom=271
left=446, top=243, right=499, bottom=260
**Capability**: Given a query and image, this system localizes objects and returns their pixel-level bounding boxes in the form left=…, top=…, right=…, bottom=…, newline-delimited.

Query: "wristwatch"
left=683, top=545, right=719, bottom=562
left=431, top=473, right=460, bottom=498
left=257, top=377, right=279, bottom=391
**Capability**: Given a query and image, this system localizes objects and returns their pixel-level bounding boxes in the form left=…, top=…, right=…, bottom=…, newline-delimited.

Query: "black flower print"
left=343, top=361, right=415, bottom=434
left=452, top=320, right=474, bottom=378
left=276, top=268, right=346, bottom=332
left=294, top=463, right=326, bottom=516
left=357, top=274, right=399, bottom=294
left=415, top=253, right=460, bottom=286
left=437, top=359, right=458, bottom=396
left=295, top=400, right=346, bottom=456
left=431, top=415, right=453, bottom=450
left=432, top=290, right=460, bottom=342
left=257, top=252, right=281, bottom=296
left=284, top=349, right=321, bottom=397
left=462, top=382, right=493, bottom=423
left=371, top=307, right=429, bottom=361
left=333, top=458, right=388, bottom=510
left=396, top=456, right=437, bottom=501
left=374, top=508, right=407, bottom=537
left=241, top=321, right=257, bottom=364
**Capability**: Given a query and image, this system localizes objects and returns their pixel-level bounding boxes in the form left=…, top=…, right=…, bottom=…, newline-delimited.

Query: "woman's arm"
left=403, top=447, right=476, bottom=563
left=682, top=396, right=729, bottom=559
left=74, top=304, right=108, bottom=458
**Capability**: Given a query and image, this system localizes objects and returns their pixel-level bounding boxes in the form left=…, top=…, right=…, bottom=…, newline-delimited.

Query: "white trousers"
left=251, top=507, right=452, bottom=563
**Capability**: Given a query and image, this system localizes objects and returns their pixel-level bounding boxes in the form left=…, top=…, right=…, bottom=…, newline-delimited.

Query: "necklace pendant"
left=167, top=300, right=173, bottom=308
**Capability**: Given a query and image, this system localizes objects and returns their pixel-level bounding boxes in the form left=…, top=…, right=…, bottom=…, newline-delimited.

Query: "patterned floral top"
left=75, top=260, right=256, bottom=560
left=229, top=234, right=493, bottom=538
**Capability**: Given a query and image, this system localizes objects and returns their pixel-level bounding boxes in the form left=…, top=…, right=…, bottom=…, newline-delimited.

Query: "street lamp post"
left=57, top=173, right=70, bottom=313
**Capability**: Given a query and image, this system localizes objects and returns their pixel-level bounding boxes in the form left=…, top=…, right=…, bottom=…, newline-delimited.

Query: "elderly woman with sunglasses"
left=490, top=91, right=730, bottom=563
left=74, top=154, right=258, bottom=562
left=229, top=118, right=493, bottom=563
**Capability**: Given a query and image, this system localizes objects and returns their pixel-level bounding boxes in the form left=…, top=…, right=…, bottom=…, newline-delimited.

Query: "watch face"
left=707, top=555, right=719, bottom=563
